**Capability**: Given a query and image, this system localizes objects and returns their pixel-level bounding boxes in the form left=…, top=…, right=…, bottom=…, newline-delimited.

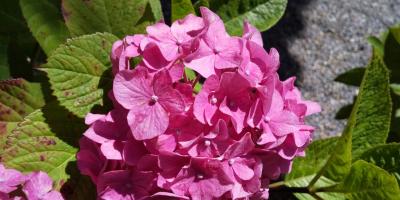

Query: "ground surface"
left=265, top=0, right=400, bottom=138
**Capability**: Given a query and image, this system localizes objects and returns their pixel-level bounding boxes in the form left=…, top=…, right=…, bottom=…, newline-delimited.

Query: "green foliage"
left=0, top=36, right=10, bottom=80
left=1, top=103, right=84, bottom=188
left=284, top=51, right=394, bottom=199
left=384, top=27, right=400, bottom=82
left=0, top=79, right=45, bottom=151
left=359, top=143, right=400, bottom=183
left=185, top=68, right=202, bottom=93
left=0, top=0, right=28, bottom=34
left=61, top=0, right=162, bottom=38
left=209, top=0, right=287, bottom=35
left=172, top=0, right=195, bottom=22
left=349, top=54, right=392, bottom=158
left=323, top=160, right=400, bottom=200
left=19, top=0, right=70, bottom=56
left=42, top=33, right=118, bottom=118
left=285, top=137, right=338, bottom=181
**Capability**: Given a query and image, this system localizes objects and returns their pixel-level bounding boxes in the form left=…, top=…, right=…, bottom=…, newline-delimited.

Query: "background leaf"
left=0, top=0, right=28, bottom=34
left=0, top=36, right=10, bottom=80
left=359, top=143, right=400, bottom=183
left=285, top=137, right=338, bottom=181
left=1, top=102, right=85, bottom=188
left=321, top=160, right=400, bottom=200
left=209, top=0, right=287, bottom=35
left=20, top=0, right=70, bottom=56
left=0, top=79, right=45, bottom=151
left=62, top=0, right=163, bottom=38
left=42, top=33, right=118, bottom=118
left=384, top=27, right=400, bottom=83
left=349, top=54, right=392, bottom=158
left=172, top=0, right=195, bottom=22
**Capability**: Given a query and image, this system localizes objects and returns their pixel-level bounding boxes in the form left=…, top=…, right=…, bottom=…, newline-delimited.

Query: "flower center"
left=197, top=174, right=204, bottom=179
left=150, top=95, right=159, bottom=103
left=210, top=96, right=218, bottom=105
left=228, top=159, right=235, bottom=166
left=204, top=140, right=211, bottom=146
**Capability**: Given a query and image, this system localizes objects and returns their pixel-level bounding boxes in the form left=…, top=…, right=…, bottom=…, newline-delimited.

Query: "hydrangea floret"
left=77, top=7, right=320, bottom=200
left=0, top=164, right=63, bottom=200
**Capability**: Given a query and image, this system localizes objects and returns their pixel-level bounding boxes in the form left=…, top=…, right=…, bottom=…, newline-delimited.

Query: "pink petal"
left=243, top=21, right=263, bottom=47
left=113, top=69, right=152, bottom=110
left=184, top=40, right=216, bottom=78
left=100, top=140, right=124, bottom=160
left=123, top=140, right=147, bottom=166
left=153, top=70, right=185, bottom=113
left=127, top=103, right=168, bottom=140
left=232, top=159, right=255, bottom=181
left=23, top=172, right=53, bottom=199
left=224, top=133, right=254, bottom=159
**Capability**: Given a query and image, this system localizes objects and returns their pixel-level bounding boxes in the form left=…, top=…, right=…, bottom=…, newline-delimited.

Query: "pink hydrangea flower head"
left=78, top=7, right=320, bottom=200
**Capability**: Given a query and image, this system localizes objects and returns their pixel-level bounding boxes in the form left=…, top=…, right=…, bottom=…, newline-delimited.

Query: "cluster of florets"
left=0, top=164, right=63, bottom=200
left=77, top=7, right=320, bottom=200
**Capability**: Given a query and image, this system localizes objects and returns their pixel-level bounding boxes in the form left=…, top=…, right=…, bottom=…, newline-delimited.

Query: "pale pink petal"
left=101, top=140, right=124, bottom=160
left=243, top=21, right=263, bottom=46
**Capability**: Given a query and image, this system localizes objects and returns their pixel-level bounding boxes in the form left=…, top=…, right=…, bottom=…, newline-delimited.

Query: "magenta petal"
left=232, top=159, right=255, bottom=181
left=113, top=69, right=152, bottom=109
left=23, top=172, right=53, bottom=200
left=100, top=140, right=124, bottom=160
left=123, top=140, right=147, bottom=166
left=188, top=178, right=231, bottom=200
left=153, top=70, right=185, bottom=113
left=224, top=133, right=254, bottom=159
left=41, top=191, right=63, bottom=200
left=243, top=21, right=263, bottom=47
left=127, top=103, right=168, bottom=140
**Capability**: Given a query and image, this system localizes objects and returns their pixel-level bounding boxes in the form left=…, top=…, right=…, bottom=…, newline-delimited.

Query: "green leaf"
left=209, top=0, right=287, bottom=35
left=42, top=33, right=118, bottom=118
left=306, top=52, right=391, bottom=187
left=392, top=84, right=400, bottom=96
left=285, top=137, right=339, bottom=181
left=384, top=26, right=400, bottom=83
left=62, top=0, right=162, bottom=38
left=359, top=143, right=400, bottom=183
left=285, top=175, right=341, bottom=200
left=172, top=0, right=195, bottom=22
left=194, top=0, right=210, bottom=15
left=148, top=0, right=163, bottom=21
left=367, top=36, right=384, bottom=56
left=185, top=68, right=202, bottom=93
left=1, top=103, right=84, bottom=188
left=0, top=0, right=28, bottom=34
left=320, top=160, right=400, bottom=200
left=350, top=54, right=392, bottom=158
left=289, top=161, right=400, bottom=200
left=19, top=0, right=70, bottom=56
left=0, top=79, right=45, bottom=151
left=0, top=36, right=10, bottom=80
left=334, top=67, right=365, bottom=86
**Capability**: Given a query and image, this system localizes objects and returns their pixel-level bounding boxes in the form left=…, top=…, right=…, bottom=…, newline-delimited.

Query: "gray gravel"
left=265, top=0, right=400, bottom=138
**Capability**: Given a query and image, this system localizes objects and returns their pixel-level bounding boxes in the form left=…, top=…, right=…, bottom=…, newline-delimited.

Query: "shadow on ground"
left=263, top=0, right=314, bottom=82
